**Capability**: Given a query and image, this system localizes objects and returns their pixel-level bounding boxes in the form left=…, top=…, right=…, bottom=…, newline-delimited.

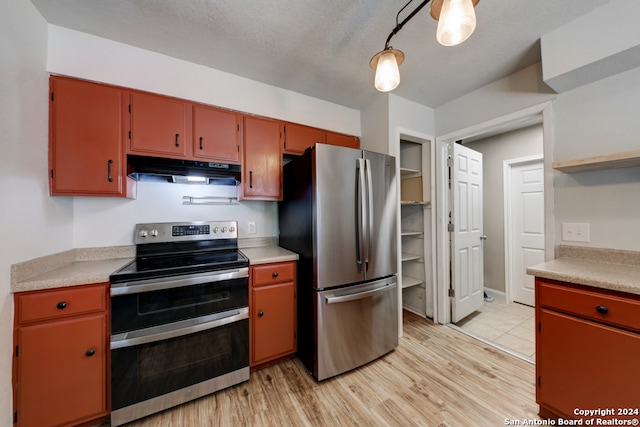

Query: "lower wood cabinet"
left=535, top=278, right=640, bottom=421
left=13, top=284, right=109, bottom=427
left=250, top=261, right=296, bottom=368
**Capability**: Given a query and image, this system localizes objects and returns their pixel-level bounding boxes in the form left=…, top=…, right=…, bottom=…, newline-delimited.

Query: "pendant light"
left=370, top=0, right=480, bottom=92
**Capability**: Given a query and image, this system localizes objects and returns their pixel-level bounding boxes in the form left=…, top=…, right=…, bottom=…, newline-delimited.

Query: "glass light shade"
left=436, top=0, right=477, bottom=46
left=374, top=51, right=401, bottom=92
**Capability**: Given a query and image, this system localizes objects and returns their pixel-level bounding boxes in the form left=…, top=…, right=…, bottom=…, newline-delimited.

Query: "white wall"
left=0, top=2, right=72, bottom=424
left=436, top=62, right=640, bottom=251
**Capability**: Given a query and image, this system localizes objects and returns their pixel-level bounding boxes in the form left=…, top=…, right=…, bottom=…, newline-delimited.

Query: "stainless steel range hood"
left=127, top=155, right=241, bottom=185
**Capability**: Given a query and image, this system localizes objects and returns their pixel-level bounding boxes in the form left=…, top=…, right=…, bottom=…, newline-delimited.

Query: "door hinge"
left=448, top=223, right=454, bottom=232
left=50, top=169, right=54, bottom=179
left=50, top=92, right=54, bottom=102
left=128, top=104, right=131, bottom=113
left=448, top=288, right=455, bottom=297
left=537, top=376, right=541, bottom=388
left=237, top=124, right=240, bottom=132
left=447, top=157, right=453, bottom=167
left=128, top=130, right=131, bottom=139
left=15, top=345, right=18, bottom=357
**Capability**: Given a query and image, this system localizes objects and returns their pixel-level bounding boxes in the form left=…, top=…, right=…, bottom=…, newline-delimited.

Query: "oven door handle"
left=110, top=307, right=248, bottom=350
left=110, top=267, right=249, bottom=296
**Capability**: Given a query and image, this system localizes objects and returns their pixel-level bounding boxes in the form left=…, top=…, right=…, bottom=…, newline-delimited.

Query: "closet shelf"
left=400, top=167, right=421, bottom=176
left=401, top=231, right=423, bottom=237
left=401, top=200, right=431, bottom=206
left=552, top=149, right=640, bottom=173
left=401, top=275, right=423, bottom=289
left=402, top=253, right=422, bottom=262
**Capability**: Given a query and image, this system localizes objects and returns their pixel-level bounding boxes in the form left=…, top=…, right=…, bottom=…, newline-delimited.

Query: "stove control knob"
left=150, top=229, right=159, bottom=237
left=222, top=227, right=228, bottom=232
left=139, top=230, right=148, bottom=238
left=213, top=227, right=220, bottom=233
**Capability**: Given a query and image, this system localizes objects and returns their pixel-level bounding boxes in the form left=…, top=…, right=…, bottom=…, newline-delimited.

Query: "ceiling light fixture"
left=369, top=0, right=480, bottom=92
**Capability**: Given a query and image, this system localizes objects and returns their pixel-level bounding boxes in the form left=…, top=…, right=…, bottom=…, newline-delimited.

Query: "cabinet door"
left=538, top=309, right=640, bottom=418
left=17, top=314, right=107, bottom=427
left=283, top=123, right=325, bottom=155
left=252, top=282, right=296, bottom=365
left=242, top=116, right=283, bottom=200
left=326, top=131, right=360, bottom=149
left=130, top=92, right=190, bottom=157
left=193, top=105, right=241, bottom=163
left=50, top=76, right=127, bottom=196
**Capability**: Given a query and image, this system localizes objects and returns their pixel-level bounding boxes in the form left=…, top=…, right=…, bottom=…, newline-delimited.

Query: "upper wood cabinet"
left=283, top=123, right=360, bottom=155
left=283, top=123, right=326, bottom=155
left=326, top=131, right=360, bottom=149
left=49, top=76, right=133, bottom=197
left=241, top=116, right=283, bottom=201
left=193, top=105, right=242, bottom=163
left=129, top=92, right=191, bottom=158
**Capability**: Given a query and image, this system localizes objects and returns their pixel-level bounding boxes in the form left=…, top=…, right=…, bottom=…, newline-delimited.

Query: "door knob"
left=480, top=235, right=488, bottom=241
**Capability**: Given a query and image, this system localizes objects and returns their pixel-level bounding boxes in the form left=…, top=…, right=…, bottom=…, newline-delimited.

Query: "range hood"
left=127, top=155, right=241, bottom=185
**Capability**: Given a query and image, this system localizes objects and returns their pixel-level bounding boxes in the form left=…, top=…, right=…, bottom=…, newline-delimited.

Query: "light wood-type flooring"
left=127, top=311, right=540, bottom=426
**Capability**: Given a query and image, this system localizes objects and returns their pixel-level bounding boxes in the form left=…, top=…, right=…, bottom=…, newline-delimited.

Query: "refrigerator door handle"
left=364, top=159, right=374, bottom=272
left=355, top=158, right=366, bottom=272
left=324, top=282, right=397, bottom=304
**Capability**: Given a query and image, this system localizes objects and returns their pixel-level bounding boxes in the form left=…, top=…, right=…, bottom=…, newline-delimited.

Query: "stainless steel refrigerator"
left=279, top=143, right=398, bottom=381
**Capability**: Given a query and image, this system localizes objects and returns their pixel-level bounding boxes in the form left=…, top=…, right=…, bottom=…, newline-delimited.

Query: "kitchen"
left=3, top=0, right=640, bottom=426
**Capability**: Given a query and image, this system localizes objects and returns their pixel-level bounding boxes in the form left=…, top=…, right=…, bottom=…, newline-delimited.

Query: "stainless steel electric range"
left=109, top=221, right=249, bottom=426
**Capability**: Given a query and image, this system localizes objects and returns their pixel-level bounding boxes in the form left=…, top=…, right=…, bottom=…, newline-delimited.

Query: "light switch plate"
left=248, top=221, right=256, bottom=234
left=562, top=223, right=590, bottom=242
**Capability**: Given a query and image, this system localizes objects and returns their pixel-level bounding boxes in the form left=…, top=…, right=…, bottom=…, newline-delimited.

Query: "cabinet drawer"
left=252, top=262, right=295, bottom=287
left=537, top=279, right=640, bottom=332
left=17, top=284, right=107, bottom=324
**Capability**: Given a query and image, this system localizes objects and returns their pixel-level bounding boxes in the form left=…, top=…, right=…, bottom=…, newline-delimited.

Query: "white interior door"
left=450, top=143, right=484, bottom=323
left=508, top=158, right=545, bottom=307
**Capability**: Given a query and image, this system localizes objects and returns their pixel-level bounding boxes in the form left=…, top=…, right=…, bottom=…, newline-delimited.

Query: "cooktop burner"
left=110, top=221, right=249, bottom=284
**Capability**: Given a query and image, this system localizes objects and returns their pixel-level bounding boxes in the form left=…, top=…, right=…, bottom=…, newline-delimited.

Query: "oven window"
left=111, top=319, right=248, bottom=410
left=137, top=287, right=231, bottom=315
left=111, top=277, right=248, bottom=334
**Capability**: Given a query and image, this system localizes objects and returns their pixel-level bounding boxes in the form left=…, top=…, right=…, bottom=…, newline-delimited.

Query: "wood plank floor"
left=127, top=311, right=540, bottom=426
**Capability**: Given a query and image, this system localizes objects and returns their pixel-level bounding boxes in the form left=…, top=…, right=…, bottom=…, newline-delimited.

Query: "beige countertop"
left=11, top=239, right=298, bottom=293
left=240, top=246, right=299, bottom=265
left=527, top=245, right=640, bottom=296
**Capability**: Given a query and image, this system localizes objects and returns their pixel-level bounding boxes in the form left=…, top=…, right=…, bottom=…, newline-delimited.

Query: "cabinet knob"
left=56, top=301, right=67, bottom=310
left=199, top=137, right=204, bottom=150
left=175, top=133, right=180, bottom=147
left=258, top=310, right=264, bottom=317
left=272, top=271, right=279, bottom=278
left=596, top=305, right=608, bottom=314
left=85, top=349, right=95, bottom=357
left=107, top=159, right=114, bottom=183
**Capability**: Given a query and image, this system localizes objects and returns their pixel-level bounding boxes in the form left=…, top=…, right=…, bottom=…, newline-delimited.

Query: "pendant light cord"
left=384, top=0, right=433, bottom=50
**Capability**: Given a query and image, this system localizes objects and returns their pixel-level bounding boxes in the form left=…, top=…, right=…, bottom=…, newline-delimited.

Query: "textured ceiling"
left=31, top=0, right=607, bottom=110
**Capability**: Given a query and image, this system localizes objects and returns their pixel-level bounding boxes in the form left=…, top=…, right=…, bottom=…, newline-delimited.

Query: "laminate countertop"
left=11, top=239, right=298, bottom=293
left=527, top=245, right=640, bottom=296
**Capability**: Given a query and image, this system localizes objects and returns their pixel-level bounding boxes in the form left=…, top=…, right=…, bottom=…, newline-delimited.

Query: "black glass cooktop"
left=110, top=249, right=249, bottom=283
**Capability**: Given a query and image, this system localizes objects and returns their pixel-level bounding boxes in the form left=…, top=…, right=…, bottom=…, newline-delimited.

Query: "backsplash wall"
left=72, top=181, right=278, bottom=248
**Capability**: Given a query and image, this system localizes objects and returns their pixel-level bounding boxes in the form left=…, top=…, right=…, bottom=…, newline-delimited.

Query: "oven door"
left=110, top=308, right=249, bottom=426
left=111, top=268, right=248, bottom=333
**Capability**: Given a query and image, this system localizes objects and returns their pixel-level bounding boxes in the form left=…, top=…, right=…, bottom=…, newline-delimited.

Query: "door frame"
left=435, top=102, right=555, bottom=325
left=503, top=154, right=544, bottom=305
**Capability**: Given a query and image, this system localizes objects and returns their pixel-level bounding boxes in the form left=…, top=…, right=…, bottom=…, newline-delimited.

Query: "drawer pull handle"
left=272, top=271, right=279, bottom=278
left=56, top=301, right=67, bottom=310
left=258, top=311, right=264, bottom=317
left=596, top=305, right=608, bottom=314
left=85, top=349, right=95, bottom=357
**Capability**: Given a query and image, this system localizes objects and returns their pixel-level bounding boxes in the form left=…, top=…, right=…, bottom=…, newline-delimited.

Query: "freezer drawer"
left=315, top=277, right=398, bottom=381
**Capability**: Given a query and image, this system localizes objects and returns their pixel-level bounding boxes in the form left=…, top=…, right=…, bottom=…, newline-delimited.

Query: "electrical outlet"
left=562, top=223, right=590, bottom=242
left=248, top=221, right=256, bottom=234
